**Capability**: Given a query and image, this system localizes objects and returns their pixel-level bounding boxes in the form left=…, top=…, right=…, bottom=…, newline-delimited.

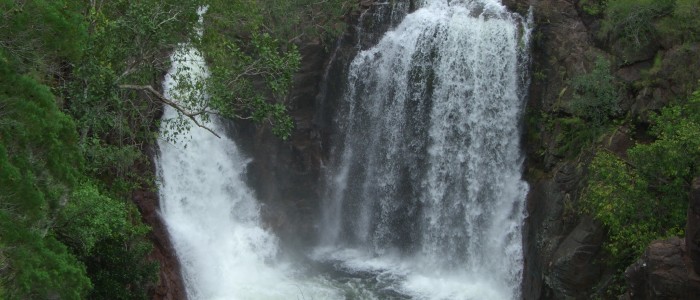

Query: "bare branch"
left=156, top=11, right=180, bottom=28
left=118, top=84, right=221, bottom=138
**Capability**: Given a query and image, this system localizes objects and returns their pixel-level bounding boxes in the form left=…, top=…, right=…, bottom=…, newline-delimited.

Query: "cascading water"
left=317, top=0, right=531, bottom=299
left=157, top=1, right=530, bottom=299
left=156, top=8, right=339, bottom=300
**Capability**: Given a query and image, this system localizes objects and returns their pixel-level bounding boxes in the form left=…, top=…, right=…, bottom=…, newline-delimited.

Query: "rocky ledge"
left=623, top=179, right=700, bottom=300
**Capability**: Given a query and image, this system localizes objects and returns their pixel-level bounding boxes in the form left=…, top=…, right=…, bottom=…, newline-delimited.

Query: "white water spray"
left=157, top=1, right=531, bottom=298
left=318, top=0, right=531, bottom=299
left=156, top=8, right=338, bottom=300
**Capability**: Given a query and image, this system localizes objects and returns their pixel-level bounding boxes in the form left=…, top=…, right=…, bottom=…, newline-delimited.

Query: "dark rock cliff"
left=520, top=0, right=611, bottom=297
left=516, top=0, right=700, bottom=299
left=230, top=0, right=412, bottom=254
left=134, top=176, right=187, bottom=300
left=129, top=101, right=187, bottom=299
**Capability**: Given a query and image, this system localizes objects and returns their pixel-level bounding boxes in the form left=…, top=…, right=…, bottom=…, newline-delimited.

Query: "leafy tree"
left=657, top=0, right=700, bottom=44
left=570, top=56, right=621, bottom=125
left=55, top=183, right=129, bottom=256
left=1, top=2, right=162, bottom=296
left=599, top=0, right=700, bottom=48
left=54, top=182, right=157, bottom=299
left=65, top=0, right=199, bottom=169
left=1, top=0, right=351, bottom=298
left=253, top=0, right=352, bottom=43
left=601, top=0, right=674, bottom=48
left=0, top=51, right=90, bottom=299
left=195, top=29, right=300, bottom=139
left=582, top=87, right=700, bottom=266
left=0, top=215, right=91, bottom=300
left=0, top=0, right=86, bottom=76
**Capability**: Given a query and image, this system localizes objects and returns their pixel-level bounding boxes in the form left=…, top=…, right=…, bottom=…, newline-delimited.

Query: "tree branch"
left=118, top=84, right=221, bottom=138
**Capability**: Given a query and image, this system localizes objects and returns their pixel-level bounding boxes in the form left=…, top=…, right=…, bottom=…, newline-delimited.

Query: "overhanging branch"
left=119, top=84, right=221, bottom=138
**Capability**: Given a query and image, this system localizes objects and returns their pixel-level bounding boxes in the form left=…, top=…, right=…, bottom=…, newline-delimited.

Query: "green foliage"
left=0, top=55, right=90, bottom=300
left=657, top=0, right=700, bottom=44
left=66, top=0, right=198, bottom=146
left=571, top=57, right=621, bottom=125
left=52, top=182, right=157, bottom=299
left=580, top=0, right=608, bottom=16
left=83, top=224, right=157, bottom=300
left=0, top=214, right=92, bottom=300
left=1, top=0, right=346, bottom=297
left=194, top=0, right=353, bottom=139
left=0, top=54, right=81, bottom=225
left=81, top=138, right=143, bottom=194
left=583, top=152, right=660, bottom=259
left=52, top=1, right=182, bottom=293
left=601, top=0, right=674, bottom=46
left=553, top=117, right=607, bottom=157
left=1, top=2, right=163, bottom=296
left=56, top=183, right=127, bottom=256
left=205, top=0, right=352, bottom=43
left=598, top=0, right=700, bottom=61
left=197, top=9, right=302, bottom=140
left=0, top=0, right=86, bottom=76
left=254, top=0, right=352, bottom=43
left=582, top=87, right=700, bottom=267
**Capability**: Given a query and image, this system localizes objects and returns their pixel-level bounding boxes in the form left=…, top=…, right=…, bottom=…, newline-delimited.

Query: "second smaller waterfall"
left=156, top=8, right=341, bottom=300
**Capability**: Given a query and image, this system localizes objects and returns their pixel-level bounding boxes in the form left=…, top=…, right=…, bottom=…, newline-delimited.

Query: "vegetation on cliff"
left=583, top=89, right=699, bottom=265
left=0, top=0, right=349, bottom=298
left=583, top=0, right=700, bottom=259
left=529, top=0, right=700, bottom=296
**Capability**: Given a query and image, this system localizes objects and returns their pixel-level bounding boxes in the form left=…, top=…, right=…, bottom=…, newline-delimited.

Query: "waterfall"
left=156, top=8, right=338, bottom=300
left=157, top=1, right=530, bottom=299
left=318, top=0, right=531, bottom=299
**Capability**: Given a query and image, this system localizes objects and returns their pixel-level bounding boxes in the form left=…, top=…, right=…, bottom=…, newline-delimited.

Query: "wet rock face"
left=521, top=0, right=612, bottom=298
left=523, top=167, right=603, bottom=300
left=122, top=89, right=187, bottom=299
left=130, top=141, right=186, bottom=300
left=545, top=217, right=604, bottom=299
left=688, top=178, right=700, bottom=274
left=502, top=0, right=532, bottom=15
left=230, top=0, right=413, bottom=253
left=230, top=40, right=329, bottom=251
left=523, top=180, right=566, bottom=299
left=133, top=188, right=186, bottom=300
left=529, top=0, right=600, bottom=117
left=624, top=237, right=700, bottom=300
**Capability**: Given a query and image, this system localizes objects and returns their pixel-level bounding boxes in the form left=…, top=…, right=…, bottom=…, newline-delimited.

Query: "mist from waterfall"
left=156, top=1, right=531, bottom=299
left=155, top=8, right=338, bottom=300
left=317, top=0, right=532, bottom=299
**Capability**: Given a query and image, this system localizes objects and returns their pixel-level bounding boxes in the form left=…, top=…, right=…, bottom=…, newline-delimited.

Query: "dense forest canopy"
left=0, top=0, right=348, bottom=298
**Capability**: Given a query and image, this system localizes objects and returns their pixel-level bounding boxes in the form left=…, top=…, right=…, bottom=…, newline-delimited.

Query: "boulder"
left=624, top=238, right=700, bottom=299
left=544, top=217, right=604, bottom=299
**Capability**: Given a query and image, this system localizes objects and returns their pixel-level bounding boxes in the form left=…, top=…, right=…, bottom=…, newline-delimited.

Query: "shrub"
left=601, top=0, right=674, bottom=47
left=582, top=87, right=700, bottom=266
left=657, top=0, right=700, bottom=44
left=570, top=57, right=621, bottom=125
left=579, top=0, right=609, bottom=16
